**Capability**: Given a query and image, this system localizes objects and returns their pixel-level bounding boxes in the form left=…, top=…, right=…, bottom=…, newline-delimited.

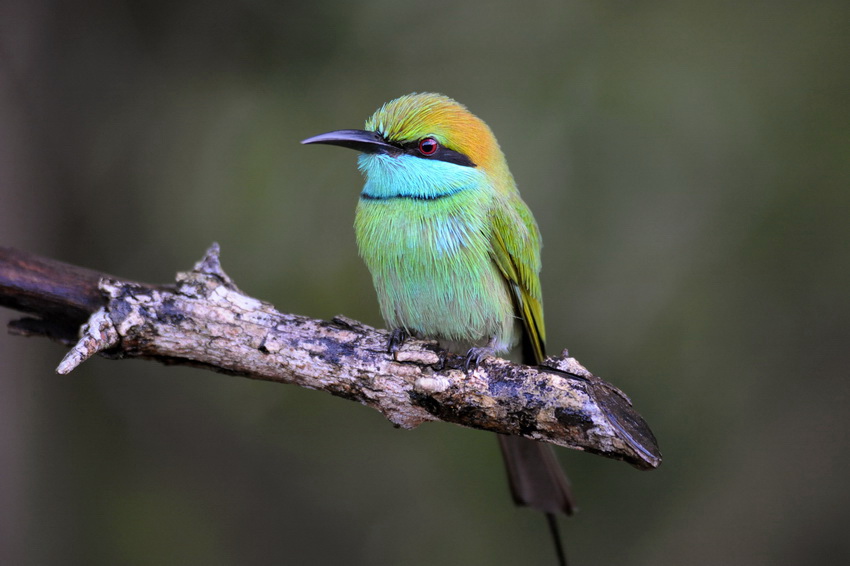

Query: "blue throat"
left=357, top=153, right=486, bottom=200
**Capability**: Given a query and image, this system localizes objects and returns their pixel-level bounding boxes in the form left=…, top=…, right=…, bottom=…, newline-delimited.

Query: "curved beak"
left=301, top=129, right=398, bottom=155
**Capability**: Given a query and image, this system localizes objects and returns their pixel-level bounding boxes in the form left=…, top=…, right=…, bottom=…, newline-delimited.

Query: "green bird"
left=303, top=93, right=574, bottom=562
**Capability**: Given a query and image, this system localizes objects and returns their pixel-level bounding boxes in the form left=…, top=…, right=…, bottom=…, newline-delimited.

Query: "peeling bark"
left=0, top=244, right=661, bottom=470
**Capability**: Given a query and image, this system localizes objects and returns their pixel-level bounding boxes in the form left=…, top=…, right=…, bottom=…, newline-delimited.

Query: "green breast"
left=355, top=190, right=517, bottom=351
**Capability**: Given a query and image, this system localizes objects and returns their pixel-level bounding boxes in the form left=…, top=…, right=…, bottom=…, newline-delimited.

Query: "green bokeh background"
left=2, top=2, right=848, bottom=564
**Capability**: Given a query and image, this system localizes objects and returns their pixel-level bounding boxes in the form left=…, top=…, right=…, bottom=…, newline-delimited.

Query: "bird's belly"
left=355, top=197, right=517, bottom=351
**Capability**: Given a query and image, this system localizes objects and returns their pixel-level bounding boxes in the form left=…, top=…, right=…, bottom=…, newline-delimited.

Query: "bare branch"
left=0, top=244, right=661, bottom=470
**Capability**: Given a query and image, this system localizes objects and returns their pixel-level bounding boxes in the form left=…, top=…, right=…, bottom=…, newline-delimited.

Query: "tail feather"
left=497, top=434, right=575, bottom=515
left=505, top=319, right=574, bottom=565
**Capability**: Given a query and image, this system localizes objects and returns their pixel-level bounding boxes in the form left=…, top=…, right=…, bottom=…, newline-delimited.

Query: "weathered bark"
left=0, top=244, right=661, bottom=470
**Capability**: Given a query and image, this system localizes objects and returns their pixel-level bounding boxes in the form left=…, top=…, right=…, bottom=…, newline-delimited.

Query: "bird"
left=302, top=93, right=575, bottom=564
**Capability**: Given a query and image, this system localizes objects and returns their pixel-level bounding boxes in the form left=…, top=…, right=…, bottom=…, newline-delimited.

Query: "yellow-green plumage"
left=354, top=93, right=544, bottom=357
left=356, top=187, right=518, bottom=350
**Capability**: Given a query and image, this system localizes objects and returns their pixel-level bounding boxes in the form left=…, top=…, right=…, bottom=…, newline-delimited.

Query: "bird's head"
left=302, top=93, right=514, bottom=196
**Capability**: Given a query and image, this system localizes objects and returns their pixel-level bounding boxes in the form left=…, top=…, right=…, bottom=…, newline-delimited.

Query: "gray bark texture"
left=0, top=244, right=661, bottom=470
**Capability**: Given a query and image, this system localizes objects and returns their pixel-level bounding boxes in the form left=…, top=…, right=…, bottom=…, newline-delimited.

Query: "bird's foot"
left=464, top=346, right=495, bottom=373
left=387, top=328, right=409, bottom=355
left=432, top=350, right=448, bottom=371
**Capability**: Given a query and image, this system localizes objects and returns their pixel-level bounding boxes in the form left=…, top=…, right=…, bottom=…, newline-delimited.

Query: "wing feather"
left=490, top=199, right=546, bottom=363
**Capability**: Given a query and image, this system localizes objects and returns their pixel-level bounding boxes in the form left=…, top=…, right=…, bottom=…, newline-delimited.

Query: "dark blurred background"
left=1, top=1, right=849, bottom=564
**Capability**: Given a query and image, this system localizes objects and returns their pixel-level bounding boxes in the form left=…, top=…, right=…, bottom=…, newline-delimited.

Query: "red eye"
left=418, top=137, right=439, bottom=156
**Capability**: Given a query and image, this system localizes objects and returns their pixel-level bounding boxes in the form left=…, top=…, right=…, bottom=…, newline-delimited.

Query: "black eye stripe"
left=396, top=140, right=476, bottom=168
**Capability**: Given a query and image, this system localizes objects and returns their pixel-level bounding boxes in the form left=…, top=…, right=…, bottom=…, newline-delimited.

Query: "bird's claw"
left=432, top=350, right=448, bottom=371
left=387, top=328, right=409, bottom=354
left=463, top=347, right=494, bottom=373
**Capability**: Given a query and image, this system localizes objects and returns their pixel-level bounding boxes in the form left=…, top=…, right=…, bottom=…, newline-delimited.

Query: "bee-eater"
left=302, top=93, right=574, bottom=562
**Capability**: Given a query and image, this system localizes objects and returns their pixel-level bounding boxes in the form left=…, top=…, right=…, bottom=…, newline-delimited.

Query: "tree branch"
left=0, top=244, right=661, bottom=470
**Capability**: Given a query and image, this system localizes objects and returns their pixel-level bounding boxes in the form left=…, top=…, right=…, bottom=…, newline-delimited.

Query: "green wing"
left=490, top=197, right=546, bottom=364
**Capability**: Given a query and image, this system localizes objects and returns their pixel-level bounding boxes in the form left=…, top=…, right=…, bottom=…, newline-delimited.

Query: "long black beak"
left=301, top=129, right=398, bottom=155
